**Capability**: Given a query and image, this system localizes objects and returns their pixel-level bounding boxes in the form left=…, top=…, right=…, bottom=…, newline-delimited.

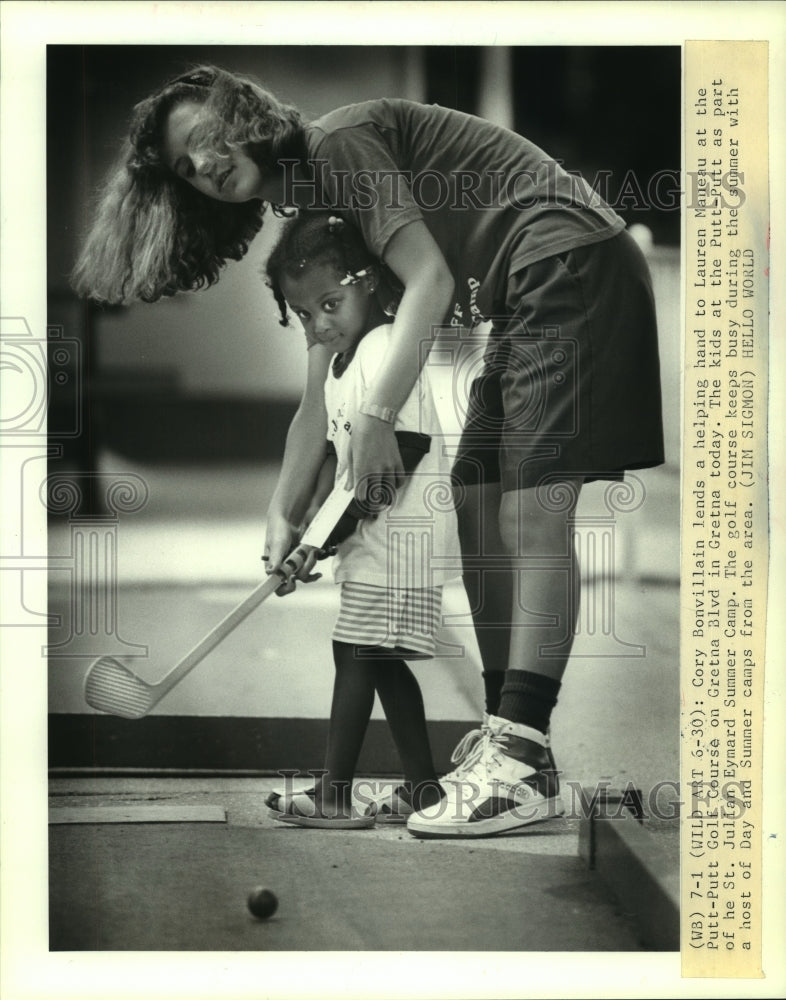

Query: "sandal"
left=271, top=792, right=375, bottom=830
left=363, top=785, right=414, bottom=824
left=265, top=786, right=316, bottom=813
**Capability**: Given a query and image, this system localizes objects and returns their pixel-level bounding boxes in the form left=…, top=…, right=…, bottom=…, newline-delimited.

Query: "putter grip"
left=282, top=546, right=310, bottom=575
left=325, top=431, right=431, bottom=547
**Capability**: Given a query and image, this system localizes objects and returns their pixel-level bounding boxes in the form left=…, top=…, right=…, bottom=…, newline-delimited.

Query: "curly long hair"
left=265, top=212, right=402, bottom=327
left=71, top=65, right=306, bottom=304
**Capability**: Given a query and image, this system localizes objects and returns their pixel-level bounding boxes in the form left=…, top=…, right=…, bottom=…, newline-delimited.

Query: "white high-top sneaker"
left=407, top=715, right=564, bottom=838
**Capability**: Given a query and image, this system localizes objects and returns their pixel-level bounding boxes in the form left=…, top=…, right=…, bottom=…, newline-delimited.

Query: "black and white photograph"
left=1, top=3, right=784, bottom=999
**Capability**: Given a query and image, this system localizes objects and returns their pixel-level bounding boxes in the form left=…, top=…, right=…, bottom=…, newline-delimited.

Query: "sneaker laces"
left=445, top=727, right=513, bottom=784
left=449, top=721, right=551, bottom=778
left=483, top=732, right=513, bottom=771
left=448, top=727, right=484, bottom=777
left=445, top=721, right=550, bottom=790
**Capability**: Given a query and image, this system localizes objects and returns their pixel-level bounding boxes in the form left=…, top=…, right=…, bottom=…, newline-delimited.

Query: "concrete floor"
left=49, top=774, right=650, bottom=952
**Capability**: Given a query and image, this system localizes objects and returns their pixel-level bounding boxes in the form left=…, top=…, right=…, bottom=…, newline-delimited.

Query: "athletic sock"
left=482, top=670, right=505, bottom=715
left=497, top=670, right=561, bottom=735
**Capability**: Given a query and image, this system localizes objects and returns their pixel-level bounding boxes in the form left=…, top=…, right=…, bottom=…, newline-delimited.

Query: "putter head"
left=84, top=657, right=155, bottom=719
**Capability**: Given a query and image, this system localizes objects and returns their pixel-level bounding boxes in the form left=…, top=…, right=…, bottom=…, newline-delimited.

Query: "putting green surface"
left=50, top=822, right=643, bottom=951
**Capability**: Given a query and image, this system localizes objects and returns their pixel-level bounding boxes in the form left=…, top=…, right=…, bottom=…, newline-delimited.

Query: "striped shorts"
left=332, top=582, right=443, bottom=660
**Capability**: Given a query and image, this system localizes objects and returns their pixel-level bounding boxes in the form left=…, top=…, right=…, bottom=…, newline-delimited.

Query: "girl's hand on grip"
left=263, top=511, right=322, bottom=596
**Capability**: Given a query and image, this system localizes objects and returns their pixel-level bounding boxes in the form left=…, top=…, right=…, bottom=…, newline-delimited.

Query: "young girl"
left=73, top=64, right=665, bottom=838
left=262, top=212, right=459, bottom=827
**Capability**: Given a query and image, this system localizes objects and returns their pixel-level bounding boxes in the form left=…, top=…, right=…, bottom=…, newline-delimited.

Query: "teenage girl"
left=73, top=64, right=664, bottom=837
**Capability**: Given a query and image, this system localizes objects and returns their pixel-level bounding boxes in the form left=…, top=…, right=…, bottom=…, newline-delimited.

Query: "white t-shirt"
left=324, top=324, right=461, bottom=589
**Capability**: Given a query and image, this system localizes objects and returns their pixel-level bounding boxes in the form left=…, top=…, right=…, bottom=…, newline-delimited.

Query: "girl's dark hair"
left=265, top=213, right=402, bottom=326
left=72, top=65, right=306, bottom=304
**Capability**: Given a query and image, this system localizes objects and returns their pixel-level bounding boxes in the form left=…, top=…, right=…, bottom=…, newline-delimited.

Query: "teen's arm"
left=346, top=220, right=454, bottom=502
left=269, top=447, right=338, bottom=597
left=302, top=448, right=338, bottom=527
left=264, top=342, right=334, bottom=573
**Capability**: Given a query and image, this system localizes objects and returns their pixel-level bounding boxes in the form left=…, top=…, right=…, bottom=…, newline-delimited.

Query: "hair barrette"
left=339, top=268, right=370, bottom=286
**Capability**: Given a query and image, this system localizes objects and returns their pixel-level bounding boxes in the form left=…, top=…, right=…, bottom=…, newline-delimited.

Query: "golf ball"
left=247, top=887, right=278, bottom=919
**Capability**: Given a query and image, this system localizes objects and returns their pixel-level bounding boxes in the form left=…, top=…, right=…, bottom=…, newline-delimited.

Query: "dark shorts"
left=452, top=230, right=666, bottom=492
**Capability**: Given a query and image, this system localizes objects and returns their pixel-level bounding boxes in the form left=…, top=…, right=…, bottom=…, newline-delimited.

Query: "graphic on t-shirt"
left=451, top=276, right=486, bottom=328
left=329, top=405, right=352, bottom=438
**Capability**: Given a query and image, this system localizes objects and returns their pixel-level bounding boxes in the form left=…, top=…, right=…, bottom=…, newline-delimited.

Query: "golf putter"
left=83, top=479, right=354, bottom=719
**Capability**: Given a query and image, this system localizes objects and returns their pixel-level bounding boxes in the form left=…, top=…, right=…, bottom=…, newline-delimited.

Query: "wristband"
left=359, top=401, right=398, bottom=424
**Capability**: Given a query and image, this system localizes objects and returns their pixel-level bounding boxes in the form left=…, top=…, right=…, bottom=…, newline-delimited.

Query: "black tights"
left=319, top=641, right=440, bottom=811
